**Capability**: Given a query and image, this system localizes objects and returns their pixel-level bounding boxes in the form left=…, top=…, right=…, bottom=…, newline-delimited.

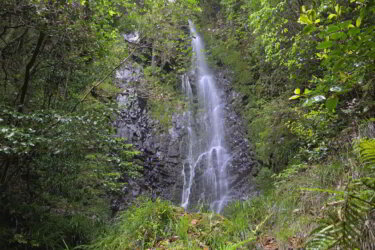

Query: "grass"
left=81, top=151, right=352, bottom=249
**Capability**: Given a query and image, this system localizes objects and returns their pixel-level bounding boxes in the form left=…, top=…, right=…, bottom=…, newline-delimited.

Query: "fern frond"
left=356, top=138, right=375, bottom=170
left=306, top=139, right=375, bottom=249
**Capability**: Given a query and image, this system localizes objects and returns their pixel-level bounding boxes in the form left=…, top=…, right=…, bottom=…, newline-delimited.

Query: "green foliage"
left=176, top=215, right=190, bottom=242
left=84, top=198, right=240, bottom=249
left=0, top=0, right=146, bottom=248
left=116, top=0, right=200, bottom=128
left=0, top=0, right=132, bottom=111
left=294, top=1, right=375, bottom=112
left=255, top=167, right=274, bottom=191
left=286, top=106, right=339, bottom=161
left=189, top=1, right=375, bottom=248
left=0, top=105, right=140, bottom=249
left=85, top=198, right=178, bottom=250
left=201, top=0, right=375, bottom=173
left=143, top=66, right=186, bottom=128
left=196, top=1, right=375, bottom=247
left=223, top=180, right=309, bottom=248
left=245, top=98, right=299, bottom=172
left=273, top=164, right=308, bottom=188
left=306, top=139, right=375, bottom=249
left=357, top=138, right=375, bottom=169
left=0, top=0, right=202, bottom=247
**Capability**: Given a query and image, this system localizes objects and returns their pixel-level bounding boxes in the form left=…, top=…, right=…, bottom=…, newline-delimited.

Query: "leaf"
left=108, top=10, right=116, bottom=16
left=299, top=14, right=313, bottom=25
left=326, top=96, right=339, bottom=111
left=309, top=9, right=317, bottom=21
left=303, top=95, right=326, bottom=106
left=335, top=4, right=340, bottom=14
left=289, top=95, right=301, bottom=100
left=340, top=72, right=349, bottom=82
left=327, top=25, right=340, bottom=33
left=328, top=14, right=337, bottom=20
left=330, top=32, right=347, bottom=40
left=356, top=16, right=362, bottom=27
left=316, top=52, right=328, bottom=59
left=294, top=88, right=301, bottom=95
left=317, top=41, right=333, bottom=49
left=303, top=25, right=316, bottom=34
left=348, top=28, right=360, bottom=36
left=304, top=88, right=312, bottom=95
left=333, top=59, right=346, bottom=71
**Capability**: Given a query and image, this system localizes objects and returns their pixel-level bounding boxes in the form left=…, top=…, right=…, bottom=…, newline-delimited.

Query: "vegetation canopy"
left=1, top=0, right=374, bottom=249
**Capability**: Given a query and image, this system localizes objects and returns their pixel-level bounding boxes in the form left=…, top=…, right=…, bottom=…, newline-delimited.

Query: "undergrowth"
left=83, top=133, right=374, bottom=249
left=83, top=197, right=256, bottom=249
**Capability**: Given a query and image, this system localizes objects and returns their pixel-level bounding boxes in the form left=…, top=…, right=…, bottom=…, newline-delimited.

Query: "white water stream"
left=181, top=21, right=231, bottom=213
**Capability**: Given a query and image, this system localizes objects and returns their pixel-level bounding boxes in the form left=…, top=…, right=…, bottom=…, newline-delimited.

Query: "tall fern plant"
left=307, top=139, right=375, bottom=249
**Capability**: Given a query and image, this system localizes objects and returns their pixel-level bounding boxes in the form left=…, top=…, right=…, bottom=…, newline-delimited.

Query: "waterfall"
left=181, top=21, right=231, bottom=213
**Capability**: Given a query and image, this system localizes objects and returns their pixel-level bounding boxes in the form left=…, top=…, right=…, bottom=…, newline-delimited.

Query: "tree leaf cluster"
left=198, top=1, right=375, bottom=247
left=0, top=0, right=145, bottom=249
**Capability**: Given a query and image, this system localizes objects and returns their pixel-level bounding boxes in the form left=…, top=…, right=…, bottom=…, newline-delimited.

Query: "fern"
left=306, top=139, right=375, bottom=249
left=358, top=139, right=375, bottom=170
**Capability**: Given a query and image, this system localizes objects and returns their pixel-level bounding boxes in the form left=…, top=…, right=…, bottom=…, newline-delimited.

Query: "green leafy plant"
left=84, top=198, right=178, bottom=250
left=306, top=138, right=375, bottom=249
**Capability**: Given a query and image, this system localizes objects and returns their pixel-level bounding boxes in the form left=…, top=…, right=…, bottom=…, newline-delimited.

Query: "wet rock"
left=215, top=70, right=259, bottom=201
left=112, top=63, right=258, bottom=212
left=112, top=63, right=185, bottom=211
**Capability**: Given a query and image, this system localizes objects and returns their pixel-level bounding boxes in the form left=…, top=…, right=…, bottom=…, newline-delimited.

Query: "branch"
left=38, top=45, right=146, bottom=134
left=18, top=30, right=45, bottom=112
left=71, top=46, right=144, bottom=112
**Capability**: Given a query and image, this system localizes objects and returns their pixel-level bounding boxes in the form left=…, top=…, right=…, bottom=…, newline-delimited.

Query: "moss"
left=143, top=66, right=186, bottom=130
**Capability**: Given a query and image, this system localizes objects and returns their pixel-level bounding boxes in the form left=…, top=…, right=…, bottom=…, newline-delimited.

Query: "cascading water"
left=181, top=21, right=231, bottom=213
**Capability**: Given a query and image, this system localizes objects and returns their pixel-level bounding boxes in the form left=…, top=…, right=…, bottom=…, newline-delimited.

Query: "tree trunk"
left=18, top=31, right=45, bottom=112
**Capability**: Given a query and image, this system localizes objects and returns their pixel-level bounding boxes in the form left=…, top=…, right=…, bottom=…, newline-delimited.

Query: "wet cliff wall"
left=112, top=63, right=259, bottom=211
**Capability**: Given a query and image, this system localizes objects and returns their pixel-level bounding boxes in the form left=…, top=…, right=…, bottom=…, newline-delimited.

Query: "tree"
left=0, top=0, right=142, bottom=248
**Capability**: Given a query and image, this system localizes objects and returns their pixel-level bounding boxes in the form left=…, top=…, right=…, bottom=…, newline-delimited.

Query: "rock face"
left=112, top=63, right=258, bottom=211
left=112, top=63, right=185, bottom=211
left=216, top=70, right=259, bottom=200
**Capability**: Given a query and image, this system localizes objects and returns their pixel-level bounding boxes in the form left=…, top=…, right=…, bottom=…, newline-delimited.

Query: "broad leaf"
left=304, top=88, right=312, bottom=95
left=348, top=28, right=360, bottom=36
left=326, top=96, right=339, bottom=111
left=328, top=14, right=337, bottom=20
left=299, top=14, right=313, bottom=25
left=303, top=25, right=316, bottom=34
left=289, top=95, right=301, bottom=100
left=327, top=25, right=340, bottom=33
left=356, top=16, right=362, bottom=27
left=317, top=41, right=333, bottom=49
left=330, top=32, right=347, bottom=40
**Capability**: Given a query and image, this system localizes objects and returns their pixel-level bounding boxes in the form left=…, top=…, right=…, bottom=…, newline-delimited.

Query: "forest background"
left=0, top=0, right=374, bottom=249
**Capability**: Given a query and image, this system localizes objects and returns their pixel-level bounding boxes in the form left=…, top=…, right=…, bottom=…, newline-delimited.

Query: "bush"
left=84, top=198, right=178, bottom=250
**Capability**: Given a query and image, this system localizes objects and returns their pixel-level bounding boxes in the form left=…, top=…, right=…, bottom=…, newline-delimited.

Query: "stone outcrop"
left=216, top=70, right=259, bottom=201
left=112, top=63, right=258, bottom=211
